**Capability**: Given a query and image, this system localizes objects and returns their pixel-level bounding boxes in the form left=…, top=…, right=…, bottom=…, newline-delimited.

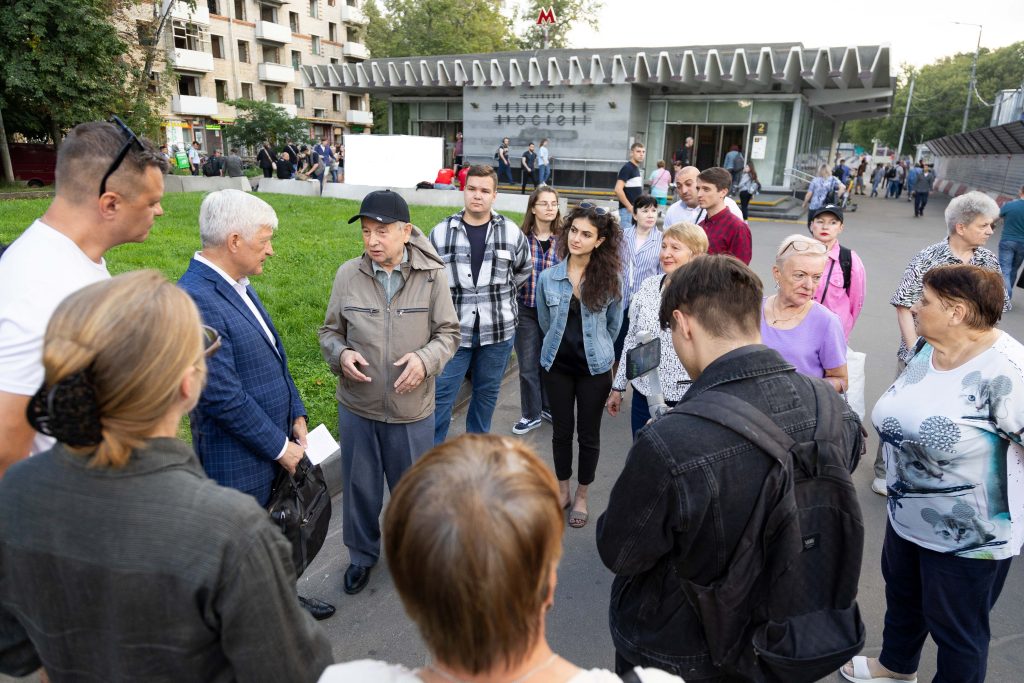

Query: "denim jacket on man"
left=536, top=259, right=622, bottom=375
left=595, top=345, right=862, bottom=679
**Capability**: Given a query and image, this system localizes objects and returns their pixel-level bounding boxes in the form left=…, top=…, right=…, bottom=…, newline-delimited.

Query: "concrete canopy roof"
left=302, top=43, right=894, bottom=121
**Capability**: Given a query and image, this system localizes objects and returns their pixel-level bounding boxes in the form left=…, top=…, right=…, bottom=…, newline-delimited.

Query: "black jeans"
left=521, top=168, right=538, bottom=193
left=914, top=190, right=929, bottom=216
left=739, top=191, right=752, bottom=220
left=542, top=366, right=611, bottom=484
left=615, top=651, right=723, bottom=682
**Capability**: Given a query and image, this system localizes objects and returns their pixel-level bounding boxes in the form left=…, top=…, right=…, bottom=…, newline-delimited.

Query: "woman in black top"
left=276, top=151, right=294, bottom=179
left=256, top=141, right=276, bottom=178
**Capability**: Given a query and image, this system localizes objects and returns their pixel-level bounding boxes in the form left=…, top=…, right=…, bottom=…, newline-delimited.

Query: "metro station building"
left=304, top=44, right=894, bottom=190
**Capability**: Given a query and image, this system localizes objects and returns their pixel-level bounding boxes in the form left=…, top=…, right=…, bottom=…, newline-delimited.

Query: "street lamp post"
left=954, top=22, right=983, bottom=133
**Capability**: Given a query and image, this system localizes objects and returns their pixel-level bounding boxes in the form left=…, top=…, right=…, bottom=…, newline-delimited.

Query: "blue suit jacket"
left=178, top=258, right=305, bottom=506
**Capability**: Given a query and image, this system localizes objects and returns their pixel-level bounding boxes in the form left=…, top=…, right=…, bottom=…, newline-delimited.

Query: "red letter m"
left=536, top=6, right=557, bottom=24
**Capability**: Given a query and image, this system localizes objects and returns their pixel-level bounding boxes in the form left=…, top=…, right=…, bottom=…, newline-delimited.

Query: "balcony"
left=171, top=95, right=218, bottom=117
left=273, top=103, right=298, bottom=117
left=258, top=62, right=295, bottom=83
left=255, top=20, right=291, bottom=44
left=342, top=42, right=369, bottom=60
left=169, top=48, right=214, bottom=72
left=340, top=4, right=368, bottom=24
left=170, top=2, right=209, bottom=24
left=345, top=109, right=373, bottom=126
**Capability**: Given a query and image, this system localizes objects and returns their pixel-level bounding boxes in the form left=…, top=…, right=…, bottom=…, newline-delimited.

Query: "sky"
left=527, top=0, right=1024, bottom=69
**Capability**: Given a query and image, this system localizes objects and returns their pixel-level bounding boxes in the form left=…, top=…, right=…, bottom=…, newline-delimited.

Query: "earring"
left=774, top=280, right=780, bottom=289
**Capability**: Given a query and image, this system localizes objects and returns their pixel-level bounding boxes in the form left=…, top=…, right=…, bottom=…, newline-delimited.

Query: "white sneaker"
left=871, top=478, right=888, bottom=496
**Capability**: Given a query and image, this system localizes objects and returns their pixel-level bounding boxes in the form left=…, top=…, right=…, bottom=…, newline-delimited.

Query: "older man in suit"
left=178, top=189, right=335, bottom=621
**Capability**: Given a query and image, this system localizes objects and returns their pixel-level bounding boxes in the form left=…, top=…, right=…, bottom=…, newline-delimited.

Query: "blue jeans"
left=879, top=522, right=1011, bottom=682
left=618, top=207, right=633, bottom=230
left=498, top=160, right=514, bottom=183
left=514, top=306, right=547, bottom=421
left=433, top=332, right=515, bottom=443
left=538, top=164, right=550, bottom=185
left=999, top=239, right=1024, bottom=299
left=887, top=179, right=899, bottom=198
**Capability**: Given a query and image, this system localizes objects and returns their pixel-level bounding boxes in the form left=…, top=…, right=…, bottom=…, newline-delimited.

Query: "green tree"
left=224, top=99, right=311, bottom=150
left=513, top=0, right=603, bottom=50
left=846, top=41, right=1024, bottom=152
left=364, top=0, right=515, bottom=60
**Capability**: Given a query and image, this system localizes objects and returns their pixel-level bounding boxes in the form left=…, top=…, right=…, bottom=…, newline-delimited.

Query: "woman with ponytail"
left=0, top=271, right=331, bottom=681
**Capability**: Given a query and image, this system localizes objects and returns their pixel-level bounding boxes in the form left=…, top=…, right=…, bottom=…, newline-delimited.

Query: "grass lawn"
left=0, top=192, right=523, bottom=439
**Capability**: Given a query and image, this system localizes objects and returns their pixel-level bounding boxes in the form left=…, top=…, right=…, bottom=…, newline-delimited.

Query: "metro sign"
left=536, top=6, right=557, bottom=24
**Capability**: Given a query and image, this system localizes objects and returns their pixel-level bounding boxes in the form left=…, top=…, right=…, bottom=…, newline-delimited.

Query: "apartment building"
left=144, top=0, right=373, bottom=153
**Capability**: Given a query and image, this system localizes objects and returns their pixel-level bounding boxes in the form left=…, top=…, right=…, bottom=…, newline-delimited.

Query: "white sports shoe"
left=871, top=478, right=888, bottom=496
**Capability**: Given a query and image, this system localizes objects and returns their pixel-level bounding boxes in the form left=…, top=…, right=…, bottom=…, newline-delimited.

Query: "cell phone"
left=625, top=338, right=661, bottom=380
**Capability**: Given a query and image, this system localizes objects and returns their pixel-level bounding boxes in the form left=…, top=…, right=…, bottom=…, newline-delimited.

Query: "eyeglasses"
left=578, top=201, right=609, bottom=216
left=98, top=116, right=145, bottom=197
left=779, top=239, right=827, bottom=257
left=202, top=325, right=222, bottom=357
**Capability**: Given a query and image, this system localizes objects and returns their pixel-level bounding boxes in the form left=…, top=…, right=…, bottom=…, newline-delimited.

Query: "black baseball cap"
left=809, top=204, right=844, bottom=223
left=347, top=189, right=410, bottom=224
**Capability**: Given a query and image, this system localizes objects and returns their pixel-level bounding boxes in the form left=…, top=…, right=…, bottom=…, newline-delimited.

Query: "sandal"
left=840, top=656, right=917, bottom=683
left=568, top=510, right=588, bottom=528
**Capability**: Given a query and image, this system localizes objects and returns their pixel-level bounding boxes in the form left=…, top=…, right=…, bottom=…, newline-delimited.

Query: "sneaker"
left=540, top=410, right=552, bottom=423
left=871, top=478, right=887, bottom=496
left=512, top=417, right=542, bottom=435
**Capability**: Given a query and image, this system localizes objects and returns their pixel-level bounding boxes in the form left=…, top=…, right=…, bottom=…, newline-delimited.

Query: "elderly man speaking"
left=320, top=190, right=459, bottom=596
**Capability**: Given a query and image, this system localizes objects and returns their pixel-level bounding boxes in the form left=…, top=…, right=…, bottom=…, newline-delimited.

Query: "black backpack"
left=818, top=245, right=853, bottom=299
left=885, top=167, right=897, bottom=179
left=832, top=165, right=844, bottom=180
left=202, top=157, right=219, bottom=177
left=672, top=381, right=865, bottom=683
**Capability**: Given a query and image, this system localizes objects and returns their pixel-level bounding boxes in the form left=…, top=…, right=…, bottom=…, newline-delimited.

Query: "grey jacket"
left=319, top=227, right=460, bottom=423
left=0, top=438, right=332, bottom=682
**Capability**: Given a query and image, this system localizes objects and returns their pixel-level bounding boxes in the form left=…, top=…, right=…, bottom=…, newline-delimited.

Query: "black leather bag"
left=267, top=455, right=332, bottom=577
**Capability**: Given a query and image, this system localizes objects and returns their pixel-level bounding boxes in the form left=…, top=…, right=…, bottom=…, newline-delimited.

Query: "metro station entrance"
left=664, top=124, right=748, bottom=169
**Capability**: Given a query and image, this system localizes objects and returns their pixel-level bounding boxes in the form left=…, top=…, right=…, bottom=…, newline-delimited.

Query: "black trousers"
left=542, top=366, right=611, bottom=485
left=914, top=190, right=929, bottom=216
left=739, top=191, right=752, bottom=220
left=521, top=168, right=538, bottom=193
left=261, top=166, right=273, bottom=178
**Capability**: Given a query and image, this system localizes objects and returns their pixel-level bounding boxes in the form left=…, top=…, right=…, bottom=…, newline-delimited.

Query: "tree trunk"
left=0, top=106, right=14, bottom=183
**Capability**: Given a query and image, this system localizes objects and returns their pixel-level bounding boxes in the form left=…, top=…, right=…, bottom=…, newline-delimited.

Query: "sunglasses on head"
left=577, top=201, right=610, bottom=216
left=202, top=325, right=222, bottom=357
left=98, top=116, right=145, bottom=197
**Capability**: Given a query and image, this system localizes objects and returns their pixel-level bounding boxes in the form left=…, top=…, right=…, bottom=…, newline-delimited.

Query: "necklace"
left=425, top=654, right=559, bottom=683
left=768, top=296, right=810, bottom=326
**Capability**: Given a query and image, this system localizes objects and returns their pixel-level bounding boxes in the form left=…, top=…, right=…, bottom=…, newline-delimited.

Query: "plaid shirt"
left=519, top=233, right=560, bottom=309
left=890, top=239, right=1007, bottom=361
left=430, top=210, right=531, bottom=347
left=699, top=207, right=752, bottom=264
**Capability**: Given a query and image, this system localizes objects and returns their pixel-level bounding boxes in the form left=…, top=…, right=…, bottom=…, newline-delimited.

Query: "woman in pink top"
left=809, top=205, right=866, bottom=341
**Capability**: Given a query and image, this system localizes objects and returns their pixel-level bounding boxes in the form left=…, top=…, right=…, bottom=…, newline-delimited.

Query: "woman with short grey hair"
left=944, top=189, right=1000, bottom=236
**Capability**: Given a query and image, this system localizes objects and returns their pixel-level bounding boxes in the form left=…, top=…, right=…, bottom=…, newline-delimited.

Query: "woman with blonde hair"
left=608, top=222, right=709, bottom=438
left=761, top=234, right=848, bottom=392
left=319, top=434, right=681, bottom=683
left=0, top=270, right=331, bottom=681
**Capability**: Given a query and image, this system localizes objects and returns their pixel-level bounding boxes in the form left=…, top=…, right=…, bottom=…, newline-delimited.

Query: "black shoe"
left=344, top=564, right=372, bottom=594
left=298, top=595, right=336, bottom=620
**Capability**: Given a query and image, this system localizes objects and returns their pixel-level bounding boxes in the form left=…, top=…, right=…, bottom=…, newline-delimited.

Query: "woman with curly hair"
left=536, top=204, right=622, bottom=528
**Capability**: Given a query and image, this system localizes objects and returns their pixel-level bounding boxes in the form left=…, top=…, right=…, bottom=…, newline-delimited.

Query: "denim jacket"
left=536, top=260, right=623, bottom=375
left=595, top=346, right=863, bottom=679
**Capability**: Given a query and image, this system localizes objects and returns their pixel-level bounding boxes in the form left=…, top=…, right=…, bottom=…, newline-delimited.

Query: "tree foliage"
left=846, top=41, right=1024, bottom=152
left=223, top=99, right=312, bottom=150
left=513, top=0, right=603, bottom=50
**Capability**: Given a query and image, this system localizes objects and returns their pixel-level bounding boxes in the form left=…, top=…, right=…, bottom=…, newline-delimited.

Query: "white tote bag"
left=845, top=346, right=866, bottom=420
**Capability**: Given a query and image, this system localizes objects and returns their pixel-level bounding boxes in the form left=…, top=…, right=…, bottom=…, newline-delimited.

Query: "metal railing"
left=784, top=167, right=815, bottom=199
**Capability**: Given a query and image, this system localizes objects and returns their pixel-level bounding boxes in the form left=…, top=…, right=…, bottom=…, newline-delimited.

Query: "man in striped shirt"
left=430, top=165, right=532, bottom=444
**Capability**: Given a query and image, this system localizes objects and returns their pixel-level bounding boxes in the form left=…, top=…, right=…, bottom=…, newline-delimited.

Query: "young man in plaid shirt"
left=696, top=166, right=752, bottom=265
left=430, top=165, right=532, bottom=443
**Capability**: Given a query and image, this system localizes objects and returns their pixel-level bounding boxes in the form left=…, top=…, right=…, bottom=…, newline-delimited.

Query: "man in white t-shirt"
left=0, top=120, right=168, bottom=477
left=664, top=166, right=744, bottom=226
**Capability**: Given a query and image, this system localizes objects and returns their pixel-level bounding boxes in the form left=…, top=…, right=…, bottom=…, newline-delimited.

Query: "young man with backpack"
left=597, top=255, right=865, bottom=682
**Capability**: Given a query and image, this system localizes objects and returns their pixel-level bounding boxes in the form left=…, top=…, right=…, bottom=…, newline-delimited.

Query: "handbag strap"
left=819, top=258, right=837, bottom=303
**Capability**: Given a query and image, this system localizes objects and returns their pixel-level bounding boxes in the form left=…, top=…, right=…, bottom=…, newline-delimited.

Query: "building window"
left=210, top=35, right=224, bottom=59
left=328, top=0, right=335, bottom=5
left=233, top=0, right=245, bottom=20
left=241, top=82, right=253, bottom=99
left=289, top=11, right=299, bottom=32
left=178, top=75, right=201, bottom=96
left=147, top=71, right=160, bottom=95
left=172, top=20, right=206, bottom=52
left=237, top=40, right=249, bottom=63
left=349, top=95, right=361, bottom=110
left=260, top=4, right=277, bottom=22
left=207, top=0, right=219, bottom=15
left=346, top=27, right=359, bottom=43
left=262, top=45, right=280, bottom=64
left=291, top=50, right=302, bottom=70
left=308, top=0, right=318, bottom=18
left=330, top=57, right=339, bottom=65
left=294, top=89, right=305, bottom=109
left=313, top=108, right=325, bottom=119
left=332, top=94, right=341, bottom=111
left=215, top=79, right=228, bottom=102
left=265, top=85, right=283, bottom=104
left=311, top=35, right=321, bottom=55
left=328, top=22, right=337, bottom=42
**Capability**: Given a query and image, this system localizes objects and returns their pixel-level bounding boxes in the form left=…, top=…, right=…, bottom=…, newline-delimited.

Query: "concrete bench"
left=256, top=177, right=323, bottom=197
left=163, top=176, right=251, bottom=193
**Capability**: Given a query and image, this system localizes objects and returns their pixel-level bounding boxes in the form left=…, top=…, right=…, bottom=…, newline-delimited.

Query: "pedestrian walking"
left=870, top=162, right=885, bottom=197
left=512, top=187, right=562, bottom=435
left=855, top=156, right=868, bottom=195
left=496, top=137, right=513, bottom=184
left=913, top=163, right=935, bottom=217
left=885, top=163, right=899, bottom=198
left=997, top=185, right=1024, bottom=300
left=537, top=138, right=551, bottom=185
left=735, top=162, right=761, bottom=220
left=803, top=164, right=845, bottom=218
left=521, top=141, right=538, bottom=194
left=537, top=203, right=623, bottom=530
left=723, top=144, right=744, bottom=189
left=614, top=143, right=645, bottom=230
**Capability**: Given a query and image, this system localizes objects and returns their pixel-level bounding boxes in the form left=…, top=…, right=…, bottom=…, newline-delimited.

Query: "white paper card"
left=304, top=424, right=339, bottom=466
